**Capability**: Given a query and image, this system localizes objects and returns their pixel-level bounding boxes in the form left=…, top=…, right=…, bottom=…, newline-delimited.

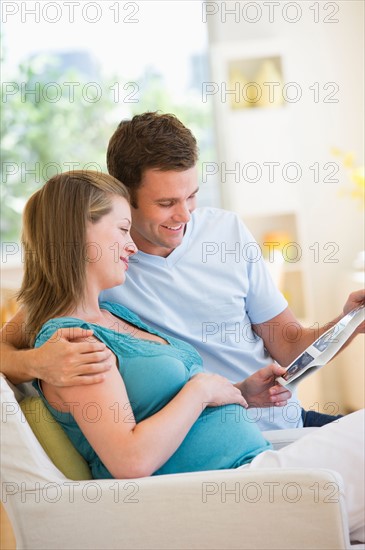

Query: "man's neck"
left=130, top=233, right=176, bottom=258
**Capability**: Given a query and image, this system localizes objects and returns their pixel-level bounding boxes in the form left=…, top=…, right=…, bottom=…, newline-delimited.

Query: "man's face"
left=130, top=166, right=199, bottom=257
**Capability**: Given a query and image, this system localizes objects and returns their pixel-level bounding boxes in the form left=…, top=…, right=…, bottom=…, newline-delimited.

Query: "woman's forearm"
left=45, top=369, right=245, bottom=479
left=125, top=377, right=210, bottom=477
left=95, top=373, right=244, bottom=479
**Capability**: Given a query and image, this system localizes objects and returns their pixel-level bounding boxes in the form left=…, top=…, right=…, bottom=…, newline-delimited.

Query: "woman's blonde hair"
left=18, top=170, right=129, bottom=345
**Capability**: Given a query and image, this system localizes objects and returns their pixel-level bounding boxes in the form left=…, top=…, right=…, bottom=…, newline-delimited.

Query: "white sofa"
left=1, top=374, right=362, bottom=550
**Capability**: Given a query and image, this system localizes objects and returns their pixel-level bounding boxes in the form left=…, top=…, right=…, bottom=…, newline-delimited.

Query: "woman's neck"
left=67, top=285, right=104, bottom=323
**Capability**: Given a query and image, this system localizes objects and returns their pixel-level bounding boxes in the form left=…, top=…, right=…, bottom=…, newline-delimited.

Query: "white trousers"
left=240, top=409, right=365, bottom=542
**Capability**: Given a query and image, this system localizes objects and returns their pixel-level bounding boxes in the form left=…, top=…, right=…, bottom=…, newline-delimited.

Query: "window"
left=1, top=1, right=219, bottom=244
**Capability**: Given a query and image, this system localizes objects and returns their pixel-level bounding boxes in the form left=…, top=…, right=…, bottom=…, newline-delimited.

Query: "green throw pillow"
left=20, top=396, right=92, bottom=480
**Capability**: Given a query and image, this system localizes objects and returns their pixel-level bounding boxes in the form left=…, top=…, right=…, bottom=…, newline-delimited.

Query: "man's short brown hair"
left=107, top=112, right=198, bottom=206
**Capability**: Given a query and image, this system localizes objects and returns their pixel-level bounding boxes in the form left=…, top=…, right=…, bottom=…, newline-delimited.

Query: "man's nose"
left=172, top=203, right=191, bottom=223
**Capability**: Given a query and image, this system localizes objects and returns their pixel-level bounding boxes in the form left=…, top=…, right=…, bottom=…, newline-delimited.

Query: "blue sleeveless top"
left=34, top=301, right=271, bottom=478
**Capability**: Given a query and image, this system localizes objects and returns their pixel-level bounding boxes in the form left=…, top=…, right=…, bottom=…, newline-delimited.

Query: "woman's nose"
left=125, top=240, right=138, bottom=256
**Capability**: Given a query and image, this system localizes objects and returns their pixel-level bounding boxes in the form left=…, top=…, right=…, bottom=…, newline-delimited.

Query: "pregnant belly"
left=154, top=405, right=271, bottom=475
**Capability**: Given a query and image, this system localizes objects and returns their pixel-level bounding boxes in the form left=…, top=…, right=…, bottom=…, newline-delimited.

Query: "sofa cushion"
left=20, top=396, right=92, bottom=480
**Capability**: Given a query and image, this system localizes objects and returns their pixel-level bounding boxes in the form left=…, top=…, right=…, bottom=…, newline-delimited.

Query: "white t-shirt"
left=101, top=207, right=303, bottom=429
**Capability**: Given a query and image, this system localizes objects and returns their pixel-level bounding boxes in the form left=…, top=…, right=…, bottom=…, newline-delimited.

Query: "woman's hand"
left=235, top=364, right=292, bottom=408
left=190, top=372, right=248, bottom=408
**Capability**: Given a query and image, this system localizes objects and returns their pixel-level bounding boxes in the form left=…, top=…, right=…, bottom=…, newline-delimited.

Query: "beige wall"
left=207, top=0, right=364, bottom=411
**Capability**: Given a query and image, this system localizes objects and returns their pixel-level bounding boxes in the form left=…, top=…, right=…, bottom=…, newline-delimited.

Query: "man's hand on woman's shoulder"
left=31, top=327, right=114, bottom=386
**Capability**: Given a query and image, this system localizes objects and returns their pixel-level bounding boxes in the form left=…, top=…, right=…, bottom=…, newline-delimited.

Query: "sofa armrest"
left=3, top=468, right=350, bottom=550
left=263, top=427, right=318, bottom=450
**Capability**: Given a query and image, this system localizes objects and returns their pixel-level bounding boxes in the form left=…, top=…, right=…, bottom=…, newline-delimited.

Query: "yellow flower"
left=351, top=165, right=365, bottom=187
left=343, top=152, right=355, bottom=168
left=332, top=148, right=364, bottom=209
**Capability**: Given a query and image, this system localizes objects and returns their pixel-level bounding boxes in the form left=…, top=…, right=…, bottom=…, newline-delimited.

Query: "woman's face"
left=85, top=196, right=137, bottom=291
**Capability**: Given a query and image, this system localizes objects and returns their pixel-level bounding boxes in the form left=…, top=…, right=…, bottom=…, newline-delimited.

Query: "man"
left=1, top=112, right=363, bottom=430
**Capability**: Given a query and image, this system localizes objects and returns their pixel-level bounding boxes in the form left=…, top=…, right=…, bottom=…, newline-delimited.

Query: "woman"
left=18, top=171, right=364, bottom=542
